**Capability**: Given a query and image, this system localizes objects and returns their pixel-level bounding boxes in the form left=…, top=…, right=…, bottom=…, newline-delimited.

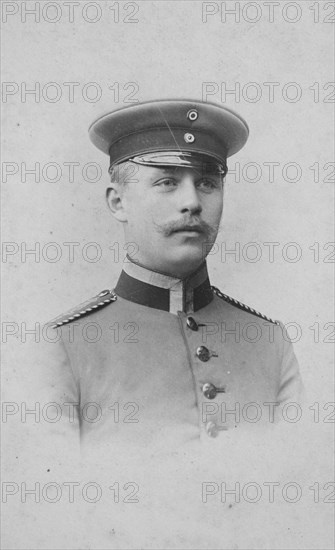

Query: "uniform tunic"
left=45, top=260, right=303, bottom=451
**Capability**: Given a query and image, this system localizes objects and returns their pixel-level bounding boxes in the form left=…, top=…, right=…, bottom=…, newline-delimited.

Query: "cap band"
left=107, top=127, right=228, bottom=169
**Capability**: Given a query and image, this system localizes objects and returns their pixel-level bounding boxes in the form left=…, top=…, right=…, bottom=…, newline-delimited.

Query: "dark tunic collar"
left=115, top=258, right=213, bottom=314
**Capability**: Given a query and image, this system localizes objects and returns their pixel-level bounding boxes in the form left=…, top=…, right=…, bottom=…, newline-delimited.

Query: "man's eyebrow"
left=148, top=166, right=223, bottom=181
left=157, top=166, right=222, bottom=174
left=157, top=167, right=178, bottom=173
left=201, top=169, right=222, bottom=175
left=194, top=168, right=223, bottom=177
left=149, top=167, right=179, bottom=177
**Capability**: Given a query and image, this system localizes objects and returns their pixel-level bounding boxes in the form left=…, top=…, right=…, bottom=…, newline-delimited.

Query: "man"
left=46, top=99, right=303, bottom=451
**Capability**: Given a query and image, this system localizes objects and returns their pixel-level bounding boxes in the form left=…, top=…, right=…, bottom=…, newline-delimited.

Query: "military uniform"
left=46, top=260, right=302, bottom=449
left=45, top=100, right=303, bottom=451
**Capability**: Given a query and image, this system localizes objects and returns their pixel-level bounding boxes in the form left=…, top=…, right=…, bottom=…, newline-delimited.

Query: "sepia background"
left=2, top=1, right=334, bottom=548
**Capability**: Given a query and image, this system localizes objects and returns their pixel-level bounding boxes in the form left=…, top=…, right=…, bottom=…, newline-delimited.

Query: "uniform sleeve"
left=276, top=322, right=304, bottom=405
left=35, top=327, right=81, bottom=459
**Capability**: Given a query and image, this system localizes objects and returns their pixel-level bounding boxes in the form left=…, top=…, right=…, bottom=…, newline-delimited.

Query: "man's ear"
left=106, top=185, right=128, bottom=223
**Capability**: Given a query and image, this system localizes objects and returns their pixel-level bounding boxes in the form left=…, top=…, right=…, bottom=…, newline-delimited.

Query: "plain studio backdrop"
left=1, top=1, right=334, bottom=549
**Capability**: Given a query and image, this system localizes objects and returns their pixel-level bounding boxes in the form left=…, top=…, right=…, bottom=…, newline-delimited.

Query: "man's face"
left=110, top=162, right=224, bottom=277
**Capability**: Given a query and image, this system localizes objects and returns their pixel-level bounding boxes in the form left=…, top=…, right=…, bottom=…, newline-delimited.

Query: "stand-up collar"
left=114, top=258, right=213, bottom=314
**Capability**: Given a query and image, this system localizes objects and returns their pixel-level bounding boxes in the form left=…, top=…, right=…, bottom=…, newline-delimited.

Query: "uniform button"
left=187, top=109, right=198, bottom=121
left=202, top=382, right=226, bottom=399
left=196, top=346, right=210, bottom=361
left=205, top=421, right=219, bottom=438
left=187, top=316, right=198, bottom=331
left=196, top=346, right=218, bottom=361
left=184, top=132, right=195, bottom=143
left=202, top=382, right=217, bottom=399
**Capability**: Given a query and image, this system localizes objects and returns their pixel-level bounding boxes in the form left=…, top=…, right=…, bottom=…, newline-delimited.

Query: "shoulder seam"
left=211, top=286, right=280, bottom=326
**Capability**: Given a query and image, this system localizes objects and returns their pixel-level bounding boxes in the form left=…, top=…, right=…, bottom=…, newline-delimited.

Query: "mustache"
left=154, top=216, right=219, bottom=237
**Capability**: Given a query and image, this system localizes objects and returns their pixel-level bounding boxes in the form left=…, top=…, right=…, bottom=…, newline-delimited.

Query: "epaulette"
left=49, top=289, right=117, bottom=328
left=211, top=286, right=280, bottom=326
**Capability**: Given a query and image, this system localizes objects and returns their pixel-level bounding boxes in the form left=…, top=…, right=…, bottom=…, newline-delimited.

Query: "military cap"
left=88, top=99, right=249, bottom=171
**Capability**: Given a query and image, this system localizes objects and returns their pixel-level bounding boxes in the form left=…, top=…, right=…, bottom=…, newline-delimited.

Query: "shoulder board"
left=49, top=289, right=117, bottom=328
left=211, top=286, right=280, bottom=326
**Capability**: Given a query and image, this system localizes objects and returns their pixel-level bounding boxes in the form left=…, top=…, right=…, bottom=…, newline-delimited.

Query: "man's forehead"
left=115, top=161, right=224, bottom=183
left=114, top=152, right=225, bottom=181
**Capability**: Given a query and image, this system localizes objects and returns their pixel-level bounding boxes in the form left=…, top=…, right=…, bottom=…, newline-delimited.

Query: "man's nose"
left=178, top=177, right=202, bottom=215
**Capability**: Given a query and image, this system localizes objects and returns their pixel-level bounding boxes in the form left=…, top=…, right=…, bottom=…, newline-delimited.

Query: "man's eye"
left=155, top=178, right=178, bottom=189
left=197, top=179, right=219, bottom=190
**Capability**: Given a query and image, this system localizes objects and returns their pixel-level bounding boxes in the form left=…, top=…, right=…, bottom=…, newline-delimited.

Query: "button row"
left=186, top=316, right=225, bottom=404
left=187, top=318, right=217, bottom=362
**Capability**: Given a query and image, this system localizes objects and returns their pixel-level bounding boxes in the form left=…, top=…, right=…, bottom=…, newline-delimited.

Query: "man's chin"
left=163, top=244, right=208, bottom=276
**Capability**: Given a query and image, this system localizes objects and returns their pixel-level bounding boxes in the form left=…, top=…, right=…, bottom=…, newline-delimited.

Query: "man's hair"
left=108, top=160, right=139, bottom=189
